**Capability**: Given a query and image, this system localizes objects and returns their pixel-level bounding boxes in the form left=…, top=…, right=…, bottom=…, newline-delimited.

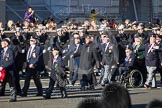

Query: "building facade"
left=1, top=0, right=162, bottom=23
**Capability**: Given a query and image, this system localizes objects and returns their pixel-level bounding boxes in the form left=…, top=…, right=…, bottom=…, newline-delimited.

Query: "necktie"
left=147, top=43, right=154, bottom=54
left=53, top=58, right=55, bottom=65
left=27, top=46, right=32, bottom=61
left=51, top=58, right=56, bottom=80
left=0, top=35, right=2, bottom=41
left=74, top=44, right=79, bottom=53
left=105, top=43, right=109, bottom=52
left=2, top=50, right=5, bottom=59
left=53, top=57, right=57, bottom=65
left=126, top=56, right=130, bottom=61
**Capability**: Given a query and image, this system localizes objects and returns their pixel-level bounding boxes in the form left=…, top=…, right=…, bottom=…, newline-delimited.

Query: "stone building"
left=0, top=0, right=162, bottom=24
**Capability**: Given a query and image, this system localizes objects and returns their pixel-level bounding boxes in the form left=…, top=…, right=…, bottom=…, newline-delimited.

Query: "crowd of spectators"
left=0, top=7, right=162, bottom=105
left=0, top=7, right=161, bottom=32
left=77, top=83, right=162, bottom=108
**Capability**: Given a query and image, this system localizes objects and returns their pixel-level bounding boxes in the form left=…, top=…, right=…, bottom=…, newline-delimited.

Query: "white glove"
left=62, top=50, right=66, bottom=53
left=43, top=49, right=46, bottom=53
left=154, top=46, right=159, bottom=49
left=22, top=49, right=25, bottom=53
left=47, top=47, right=51, bottom=51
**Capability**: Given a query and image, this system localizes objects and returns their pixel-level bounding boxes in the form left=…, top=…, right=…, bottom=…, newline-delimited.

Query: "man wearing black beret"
left=44, top=47, right=67, bottom=99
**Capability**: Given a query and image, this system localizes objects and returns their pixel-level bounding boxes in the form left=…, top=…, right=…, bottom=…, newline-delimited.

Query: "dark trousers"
left=22, top=67, right=42, bottom=95
left=45, top=77, right=55, bottom=97
left=80, top=73, right=95, bottom=88
left=13, top=68, right=21, bottom=94
left=0, top=81, right=6, bottom=95
left=0, top=71, right=16, bottom=99
left=45, top=77, right=67, bottom=98
left=0, top=69, right=19, bottom=95
left=118, top=67, right=129, bottom=81
left=119, top=67, right=128, bottom=74
left=111, top=67, right=118, bottom=82
left=14, top=57, right=25, bottom=94
left=70, top=65, right=79, bottom=83
left=158, top=66, right=162, bottom=82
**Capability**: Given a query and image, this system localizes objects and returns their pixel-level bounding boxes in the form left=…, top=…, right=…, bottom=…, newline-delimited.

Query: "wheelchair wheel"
left=119, top=73, right=129, bottom=88
left=129, top=69, right=143, bottom=88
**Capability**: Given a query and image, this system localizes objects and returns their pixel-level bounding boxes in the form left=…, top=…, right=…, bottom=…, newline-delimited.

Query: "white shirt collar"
left=31, top=44, right=36, bottom=48
left=4, top=47, right=8, bottom=52
left=54, top=55, right=59, bottom=59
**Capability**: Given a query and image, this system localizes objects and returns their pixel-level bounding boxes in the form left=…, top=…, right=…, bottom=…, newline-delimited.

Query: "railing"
left=3, top=29, right=151, bottom=38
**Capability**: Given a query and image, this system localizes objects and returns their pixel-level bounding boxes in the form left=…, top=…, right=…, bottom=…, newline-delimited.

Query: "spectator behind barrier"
left=147, top=100, right=162, bottom=108
left=77, top=98, right=105, bottom=108
left=101, top=83, right=132, bottom=108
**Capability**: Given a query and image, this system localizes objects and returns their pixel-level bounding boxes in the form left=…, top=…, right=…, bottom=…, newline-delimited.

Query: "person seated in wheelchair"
left=118, top=46, right=136, bottom=81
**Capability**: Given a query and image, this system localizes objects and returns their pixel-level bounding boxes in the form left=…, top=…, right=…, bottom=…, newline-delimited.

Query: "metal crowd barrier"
left=3, top=29, right=152, bottom=38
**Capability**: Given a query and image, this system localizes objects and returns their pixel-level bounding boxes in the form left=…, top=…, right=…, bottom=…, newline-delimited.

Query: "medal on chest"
left=5, top=53, right=9, bottom=61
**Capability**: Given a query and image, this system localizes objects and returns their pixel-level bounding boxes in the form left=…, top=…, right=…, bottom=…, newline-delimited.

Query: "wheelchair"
left=119, top=67, right=143, bottom=88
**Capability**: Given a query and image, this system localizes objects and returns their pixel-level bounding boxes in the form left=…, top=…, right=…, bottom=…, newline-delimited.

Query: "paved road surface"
left=0, top=77, right=162, bottom=108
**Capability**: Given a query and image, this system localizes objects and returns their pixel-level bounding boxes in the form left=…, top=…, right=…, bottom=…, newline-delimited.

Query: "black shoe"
left=60, top=88, right=68, bottom=98
left=17, top=92, right=22, bottom=96
left=88, top=86, right=95, bottom=90
left=36, top=93, right=43, bottom=96
left=0, top=93, right=5, bottom=96
left=71, top=81, right=75, bottom=86
left=160, top=81, right=162, bottom=84
left=9, top=99, right=16, bottom=102
left=81, top=87, right=85, bottom=91
left=43, top=95, right=51, bottom=99
left=20, top=93, right=27, bottom=97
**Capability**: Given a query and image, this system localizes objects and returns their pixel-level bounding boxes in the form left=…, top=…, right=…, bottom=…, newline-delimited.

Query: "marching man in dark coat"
left=21, top=36, right=43, bottom=97
left=78, top=35, right=100, bottom=90
left=0, top=39, right=17, bottom=102
left=143, top=34, right=159, bottom=89
left=11, top=27, right=26, bottom=95
left=156, top=34, right=162, bottom=83
left=44, top=47, right=67, bottom=99
left=100, top=32, right=117, bottom=85
left=63, top=32, right=82, bottom=86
